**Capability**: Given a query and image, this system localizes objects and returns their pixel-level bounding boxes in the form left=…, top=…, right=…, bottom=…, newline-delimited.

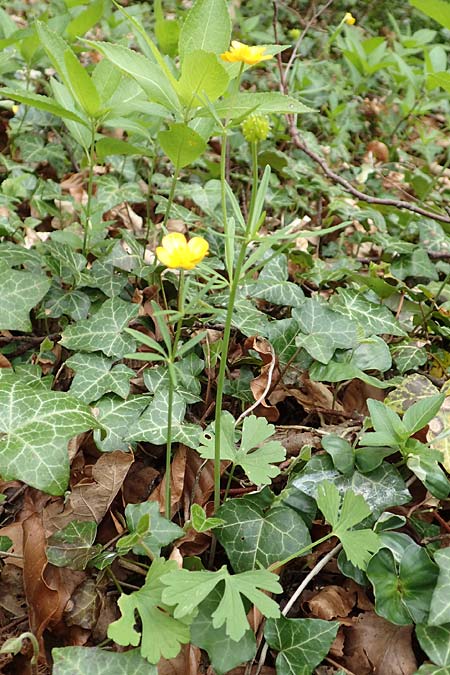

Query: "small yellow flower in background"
left=12, top=104, right=19, bottom=114
left=156, top=232, right=209, bottom=270
left=344, top=12, right=356, bottom=25
left=220, top=41, right=273, bottom=66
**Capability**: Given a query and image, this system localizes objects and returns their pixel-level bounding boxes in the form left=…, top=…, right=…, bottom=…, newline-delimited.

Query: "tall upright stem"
left=164, top=270, right=185, bottom=519
left=248, top=140, right=259, bottom=226
left=162, top=165, right=180, bottom=230
left=82, top=122, right=96, bottom=255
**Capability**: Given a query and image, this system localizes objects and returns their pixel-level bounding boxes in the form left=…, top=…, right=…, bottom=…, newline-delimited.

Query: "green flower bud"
left=288, top=28, right=301, bottom=40
left=241, top=113, right=270, bottom=143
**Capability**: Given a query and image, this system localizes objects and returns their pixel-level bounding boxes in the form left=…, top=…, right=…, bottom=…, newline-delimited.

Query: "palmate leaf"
left=316, top=481, right=380, bottom=569
left=52, top=647, right=155, bottom=675
left=93, top=395, right=149, bottom=452
left=215, top=489, right=311, bottom=573
left=0, top=259, right=51, bottom=331
left=0, top=377, right=99, bottom=495
left=190, top=587, right=256, bottom=675
left=331, top=288, right=406, bottom=337
left=161, top=564, right=281, bottom=642
left=198, top=412, right=286, bottom=486
left=108, top=558, right=190, bottom=664
left=60, top=297, right=139, bottom=359
left=264, top=616, right=339, bottom=675
left=47, top=521, right=100, bottom=570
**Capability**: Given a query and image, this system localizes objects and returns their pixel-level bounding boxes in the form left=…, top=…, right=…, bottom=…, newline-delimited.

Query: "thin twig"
left=235, top=344, right=276, bottom=425
left=288, top=122, right=450, bottom=224
left=255, top=542, right=342, bottom=675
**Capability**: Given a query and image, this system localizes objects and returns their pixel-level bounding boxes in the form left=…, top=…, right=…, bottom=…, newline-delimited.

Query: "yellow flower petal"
left=344, top=12, right=356, bottom=25
left=156, top=232, right=208, bottom=270
left=187, top=237, right=209, bottom=265
left=220, top=41, right=273, bottom=66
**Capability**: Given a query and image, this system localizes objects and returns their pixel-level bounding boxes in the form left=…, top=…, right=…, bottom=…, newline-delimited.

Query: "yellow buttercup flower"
left=156, top=232, right=209, bottom=270
left=344, top=12, right=356, bottom=25
left=220, top=41, right=273, bottom=66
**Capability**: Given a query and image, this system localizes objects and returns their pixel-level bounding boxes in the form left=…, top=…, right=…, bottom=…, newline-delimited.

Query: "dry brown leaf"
left=157, top=643, right=201, bottom=675
left=306, top=585, right=356, bottom=620
left=342, top=611, right=417, bottom=675
left=64, top=578, right=99, bottom=630
left=341, top=379, right=385, bottom=416
left=244, top=336, right=280, bottom=422
left=0, top=353, right=11, bottom=368
left=150, top=445, right=188, bottom=517
left=43, top=451, right=133, bottom=535
left=0, top=564, right=26, bottom=616
left=224, top=667, right=275, bottom=675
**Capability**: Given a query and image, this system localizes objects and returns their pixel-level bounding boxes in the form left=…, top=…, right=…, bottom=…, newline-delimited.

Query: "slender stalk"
left=82, top=121, right=97, bottom=255
left=248, top=140, right=259, bottom=226
left=267, top=533, right=333, bottom=572
left=162, top=165, right=180, bottom=230
left=164, top=270, right=185, bottom=519
left=213, top=240, right=249, bottom=513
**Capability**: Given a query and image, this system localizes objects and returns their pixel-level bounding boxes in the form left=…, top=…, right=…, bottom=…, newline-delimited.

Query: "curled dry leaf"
left=305, top=584, right=357, bottom=620
left=43, top=451, right=133, bottom=535
left=243, top=336, right=280, bottom=422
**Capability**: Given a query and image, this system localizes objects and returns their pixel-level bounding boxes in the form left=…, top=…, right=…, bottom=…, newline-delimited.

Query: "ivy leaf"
left=292, top=298, right=358, bottom=364
left=124, top=502, right=184, bottom=557
left=0, top=260, right=51, bottom=331
left=66, top=353, right=134, bottom=404
left=161, top=564, right=281, bottom=642
left=316, top=481, right=380, bottom=569
left=198, top=412, right=286, bottom=486
left=52, top=647, right=155, bottom=675
left=0, top=378, right=99, bottom=495
left=108, top=558, right=190, bottom=664
left=143, top=353, right=204, bottom=404
left=429, top=549, right=450, bottom=625
left=416, top=624, right=450, bottom=668
left=190, top=587, right=256, bottom=675
left=391, top=343, right=428, bottom=374
left=126, top=389, right=202, bottom=448
left=60, top=297, right=139, bottom=358
left=264, top=616, right=339, bottom=675
left=190, top=504, right=225, bottom=533
left=331, top=288, right=406, bottom=337
left=47, top=521, right=101, bottom=571
left=93, top=395, right=149, bottom=452
left=215, top=489, right=311, bottom=573
left=244, top=253, right=305, bottom=308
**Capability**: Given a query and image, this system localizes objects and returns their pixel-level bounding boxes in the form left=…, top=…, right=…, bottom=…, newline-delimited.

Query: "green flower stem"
left=213, top=239, right=249, bottom=513
left=162, top=165, right=180, bottom=230
left=165, top=269, right=185, bottom=519
left=82, top=121, right=97, bottom=255
left=267, top=533, right=333, bottom=572
left=248, top=140, right=259, bottom=227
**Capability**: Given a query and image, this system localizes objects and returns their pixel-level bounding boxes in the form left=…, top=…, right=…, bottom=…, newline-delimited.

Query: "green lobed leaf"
left=53, top=647, right=155, bottom=675
left=47, top=521, right=101, bottom=570
left=190, top=504, right=225, bottom=533
left=108, top=558, right=190, bottom=664
left=190, top=587, right=256, bottom=675
left=264, top=616, right=339, bottom=675
left=0, top=259, right=51, bottom=332
left=92, top=395, right=149, bottom=452
left=292, top=298, right=358, bottom=364
left=391, top=343, right=428, bottom=374
left=0, top=378, right=99, bottom=495
left=215, top=489, right=311, bottom=573
left=66, top=353, right=134, bottom=404
left=198, top=412, right=286, bottom=486
left=124, top=502, right=184, bottom=557
left=331, top=288, right=406, bottom=337
left=161, top=564, right=281, bottom=642
left=60, top=297, right=140, bottom=359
